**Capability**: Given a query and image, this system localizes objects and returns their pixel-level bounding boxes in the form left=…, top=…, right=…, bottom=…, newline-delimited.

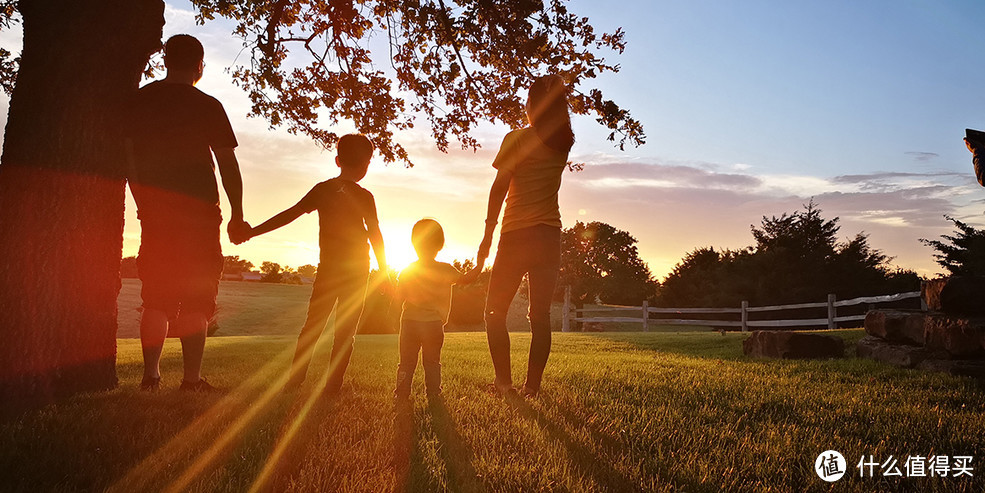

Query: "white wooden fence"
left=560, top=286, right=923, bottom=332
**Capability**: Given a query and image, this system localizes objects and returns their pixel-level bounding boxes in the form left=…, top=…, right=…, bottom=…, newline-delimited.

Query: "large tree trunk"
left=0, top=0, right=164, bottom=408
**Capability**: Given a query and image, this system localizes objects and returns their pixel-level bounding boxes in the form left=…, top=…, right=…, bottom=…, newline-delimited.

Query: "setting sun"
left=380, top=224, right=416, bottom=272
left=380, top=222, right=476, bottom=273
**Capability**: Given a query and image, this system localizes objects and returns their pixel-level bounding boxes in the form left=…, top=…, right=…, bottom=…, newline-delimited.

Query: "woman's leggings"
left=484, top=224, right=560, bottom=391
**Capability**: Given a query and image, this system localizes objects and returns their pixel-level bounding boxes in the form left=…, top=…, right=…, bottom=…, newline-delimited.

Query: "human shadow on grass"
left=426, top=396, right=484, bottom=493
left=540, top=397, right=720, bottom=491
left=97, top=369, right=297, bottom=492
left=507, top=397, right=644, bottom=492
left=392, top=399, right=415, bottom=493
left=253, top=389, right=345, bottom=492
left=0, top=387, right=222, bottom=493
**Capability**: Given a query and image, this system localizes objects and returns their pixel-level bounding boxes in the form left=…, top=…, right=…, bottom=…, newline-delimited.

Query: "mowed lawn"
left=3, top=331, right=985, bottom=492
left=117, top=279, right=699, bottom=337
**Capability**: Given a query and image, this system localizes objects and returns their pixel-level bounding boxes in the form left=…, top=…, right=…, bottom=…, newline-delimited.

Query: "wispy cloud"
left=573, top=162, right=763, bottom=191
left=905, top=151, right=940, bottom=162
left=556, top=156, right=985, bottom=278
left=829, top=171, right=972, bottom=194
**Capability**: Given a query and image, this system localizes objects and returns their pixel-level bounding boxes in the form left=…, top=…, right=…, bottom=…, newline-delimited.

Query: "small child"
left=394, top=219, right=464, bottom=399
left=244, top=134, right=387, bottom=393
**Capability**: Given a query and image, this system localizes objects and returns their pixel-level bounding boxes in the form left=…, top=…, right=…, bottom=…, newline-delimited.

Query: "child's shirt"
left=398, top=260, right=461, bottom=324
left=296, top=177, right=378, bottom=270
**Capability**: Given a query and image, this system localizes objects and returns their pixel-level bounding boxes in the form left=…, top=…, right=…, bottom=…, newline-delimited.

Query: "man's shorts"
left=137, top=215, right=222, bottom=336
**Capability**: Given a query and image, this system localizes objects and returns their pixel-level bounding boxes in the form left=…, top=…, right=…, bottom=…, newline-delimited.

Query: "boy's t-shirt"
left=297, top=177, right=377, bottom=269
left=491, top=127, right=568, bottom=233
left=128, top=81, right=238, bottom=221
left=398, top=260, right=461, bottom=323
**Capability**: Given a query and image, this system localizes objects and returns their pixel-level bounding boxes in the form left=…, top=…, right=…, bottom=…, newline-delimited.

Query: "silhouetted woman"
left=470, top=75, right=574, bottom=397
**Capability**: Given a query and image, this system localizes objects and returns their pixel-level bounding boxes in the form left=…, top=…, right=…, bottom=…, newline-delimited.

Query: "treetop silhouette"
left=145, top=1, right=641, bottom=163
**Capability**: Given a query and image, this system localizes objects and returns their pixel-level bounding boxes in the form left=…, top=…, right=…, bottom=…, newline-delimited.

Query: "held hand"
left=460, top=266, right=483, bottom=285
left=228, top=219, right=252, bottom=245
left=380, top=272, right=396, bottom=297
left=477, top=236, right=493, bottom=262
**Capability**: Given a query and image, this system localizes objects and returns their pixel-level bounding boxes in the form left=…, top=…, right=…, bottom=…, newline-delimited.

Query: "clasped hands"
left=227, top=219, right=252, bottom=245
left=460, top=236, right=491, bottom=284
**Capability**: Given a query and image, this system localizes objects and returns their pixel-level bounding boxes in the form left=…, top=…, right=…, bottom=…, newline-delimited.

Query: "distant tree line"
left=122, top=201, right=936, bottom=334
left=657, top=201, right=920, bottom=308
left=121, top=255, right=318, bottom=285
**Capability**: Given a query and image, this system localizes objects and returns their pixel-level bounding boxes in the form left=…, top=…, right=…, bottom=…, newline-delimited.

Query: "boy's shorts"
left=137, top=216, right=222, bottom=335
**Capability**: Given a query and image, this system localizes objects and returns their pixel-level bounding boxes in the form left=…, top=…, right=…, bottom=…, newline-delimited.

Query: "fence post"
left=642, top=300, right=649, bottom=332
left=562, top=285, right=571, bottom=333
left=741, top=301, right=748, bottom=332
left=920, top=281, right=928, bottom=311
left=827, top=294, right=836, bottom=330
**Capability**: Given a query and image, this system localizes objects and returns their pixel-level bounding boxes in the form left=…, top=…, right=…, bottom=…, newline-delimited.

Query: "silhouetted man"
left=127, top=34, right=250, bottom=391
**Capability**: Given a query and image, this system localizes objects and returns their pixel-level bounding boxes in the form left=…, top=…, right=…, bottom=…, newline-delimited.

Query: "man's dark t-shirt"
left=129, top=81, right=238, bottom=220
left=127, top=81, right=238, bottom=319
left=297, top=178, right=378, bottom=271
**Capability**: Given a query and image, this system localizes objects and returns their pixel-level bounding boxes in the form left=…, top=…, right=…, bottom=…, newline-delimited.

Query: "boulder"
left=856, top=336, right=941, bottom=368
left=923, top=313, right=985, bottom=358
left=922, top=277, right=985, bottom=316
left=864, top=310, right=925, bottom=346
left=742, top=331, right=844, bottom=359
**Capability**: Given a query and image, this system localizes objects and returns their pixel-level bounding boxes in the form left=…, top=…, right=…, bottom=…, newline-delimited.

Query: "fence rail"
left=560, top=287, right=922, bottom=332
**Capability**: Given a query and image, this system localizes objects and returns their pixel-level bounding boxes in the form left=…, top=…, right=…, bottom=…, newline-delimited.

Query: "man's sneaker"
left=140, top=376, right=161, bottom=392
left=179, top=377, right=219, bottom=393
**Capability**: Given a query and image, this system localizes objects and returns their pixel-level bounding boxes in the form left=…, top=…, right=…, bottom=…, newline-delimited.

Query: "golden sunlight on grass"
left=5, top=329, right=985, bottom=492
left=111, top=276, right=389, bottom=493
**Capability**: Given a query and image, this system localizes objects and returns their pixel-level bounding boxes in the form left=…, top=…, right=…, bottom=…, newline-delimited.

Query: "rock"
left=916, top=359, right=985, bottom=379
left=742, top=331, right=844, bottom=359
left=582, top=322, right=605, bottom=332
left=864, top=310, right=925, bottom=346
left=922, top=276, right=985, bottom=316
left=923, top=313, right=985, bottom=358
left=856, top=336, right=941, bottom=368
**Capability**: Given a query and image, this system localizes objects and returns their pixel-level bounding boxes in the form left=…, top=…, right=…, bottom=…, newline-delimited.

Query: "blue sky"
left=549, top=0, right=985, bottom=277
left=3, top=0, right=983, bottom=279
left=578, top=1, right=985, bottom=173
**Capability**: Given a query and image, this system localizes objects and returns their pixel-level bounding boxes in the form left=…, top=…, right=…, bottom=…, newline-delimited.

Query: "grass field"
left=3, top=330, right=985, bottom=492
left=117, top=279, right=705, bottom=338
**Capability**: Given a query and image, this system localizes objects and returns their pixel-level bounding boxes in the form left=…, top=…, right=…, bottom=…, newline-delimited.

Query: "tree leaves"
left=559, top=221, right=657, bottom=305
left=0, top=1, right=19, bottom=95
left=920, top=215, right=985, bottom=276
left=189, top=0, right=645, bottom=165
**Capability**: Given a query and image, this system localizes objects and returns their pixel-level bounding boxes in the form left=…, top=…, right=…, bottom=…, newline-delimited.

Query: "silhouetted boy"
left=245, top=134, right=387, bottom=393
left=394, top=219, right=464, bottom=400
left=127, top=34, right=250, bottom=392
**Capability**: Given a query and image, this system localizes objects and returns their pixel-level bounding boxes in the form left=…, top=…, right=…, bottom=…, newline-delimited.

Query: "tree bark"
left=0, top=0, right=164, bottom=408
